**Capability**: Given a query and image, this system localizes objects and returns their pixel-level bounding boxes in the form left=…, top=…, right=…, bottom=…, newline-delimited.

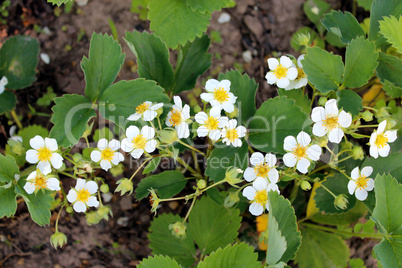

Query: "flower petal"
left=221, top=102, right=235, bottom=113
left=127, top=113, right=141, bottom=121
left=131, top=149, right=144, bottom=159
left=268, top=168, right=279, bottom=183
left=328, top=128, right=344, bottom=144
left=205, top=79, right=220, bottom=92
left=279, top=56, right=292, bottom=68
left=76, top=178, right=86, bottom=190
left=265, top=153, right=277, bottom=167
left=182, top=104, right=190, bottom=119
left=143, top=110, right=157, bottom=121
left=24, top=182, right=35, bottom=194
left=242, top=186, right=256, bottom=200
left=86, top=181, right=98, bottom=194
left=195, top=112, right=208, bottom=124
left=67, top=189, right=77, bottom=203
left=97, top=138, right=109, bottom=150
left=121, top=138, right=133, bottom=153
left=377, top=120, right=387, bottom=134
left=307, top=145, right=321, bottom=161
left=355, top=188, right=368, bottom=201
left=50, top=153, right=63, bottom=169
left=112, top=152, right=124, bottom=165
left=361, top=166, right=373, bottom=177
left=369, top=145, right=379, bottom=158
left=283, top=153, right=297, bottom=167
left=209, top=129, right=221, bottom=141
left=265, top=72, right=277, bottom=85
left=200, top=92, right=214, bottom=102
left=91, top=150, right=102, bottom=162
left=297, top=131, right=311, bottom=146
left=311, top=107, right=325, bottom=123
left=244, top=167, right=257, bottom=182
left=267, top=58, right=279, bottom=70
left=366, top=179, right=375, bottom=191
left=236, top=126, right=247, bottom=138
left=26, top=149, right=39, bottom=164
left=142, top=125, right=155, bottom=140
left=249, top=202, right=264, bottom=216
left=313, top=122, right=327, bottom=137
left=325, top=99, right=338, bottom=116
left=47, top=178, right=61, bottom=191
left=73, top=201, right=87, bottom=213
left=173, top=96, right=182, bottom=108
left=44, top=138, right=58, bottom=151
left=197, top=126, right=209, bottom=137
left=378, top=143, right=390, bottom=157
left=86, top=196, right=99, bottom=207
left=276, top=78, right=290, bottom=88
left=209, top=106, right=222, bottom=117
left=232, top=139, right=242, bottom=147
left=126, top=126, right=140, bottom=139
left=30, top=135, right=44, bottom=150
left=296, top=157, right=310, bottom=174
left=145, top=140, right=157, bottom=153
left=338, top=111, right=352, bottom=128
left=348, top=180, right=356, bottom=195
left=100, top=160, right=112, bottom=171
left=250, top=152, right=264, bottom=166
left=385, top=130, right=397, bottom=143
left=283, top=136, right=297, bottom=151
left=176, top=122, right=190, bottom=138
left=286, top=67, right=298, bottom=80
left=108, top=139, right=121, bottom=151
left=351, top=167, right=360, bottom=180
left=267, top=183, right=279, bottom=193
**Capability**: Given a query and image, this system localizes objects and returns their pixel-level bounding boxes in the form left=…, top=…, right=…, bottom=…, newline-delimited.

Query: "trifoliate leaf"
left=248, top=96, right=311, bottom=154
left=322, top=11, right=365, bottom=44
left=185, top=0, right=232, bottom=13
left=138, top=255, right=181, bottom=268
left=148, top=0, right=211, bottom=49
left=135, top=170, right=187, bottom=200
left=149, top=214, right=196, bottom=267
left=0, top=36, right=39, bottom=89
left=343, top=36, right=378, bottom=89
left=376, top=52, right=402, bottom=88
left=49, top=94, right=96, bottom=148
left=277, top=88, right=311, bottom=114
left=302, top=47, right=344, bottom=93
left=219, top=70, right=258, bottom=123
left=0, top=91, right=16, bottom=115
left=188, top=196, right=241, bottom=255
left=372, top=174, right=402, bottom=268
left=379, top=15, right=402, bottom=53
left=198, top=243, right=260, bottom=268
left=125, top=31, right=174, bottom=91
left=81, top=33, right=125, bottom=102
left=337, top=89, right=363, bottom=116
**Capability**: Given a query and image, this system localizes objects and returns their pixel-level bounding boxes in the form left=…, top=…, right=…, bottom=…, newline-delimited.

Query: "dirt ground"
left=0, top=0, right=377, bottom=267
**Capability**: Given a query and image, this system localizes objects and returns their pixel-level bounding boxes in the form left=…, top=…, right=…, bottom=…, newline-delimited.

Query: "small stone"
left=242, top=50, right=252, bottom=63
left=117, top=217, right=129, bottom=226
left=40, top=53, right=50, bottom=64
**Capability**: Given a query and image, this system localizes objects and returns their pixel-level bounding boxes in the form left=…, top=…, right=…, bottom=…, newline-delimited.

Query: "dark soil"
left=0, top=0, right=377, bottom=267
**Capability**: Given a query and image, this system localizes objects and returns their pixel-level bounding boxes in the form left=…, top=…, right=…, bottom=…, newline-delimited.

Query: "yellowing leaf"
left=362, top=81, right=386, bottom=106
left=306, top=182, right=321, bottom=218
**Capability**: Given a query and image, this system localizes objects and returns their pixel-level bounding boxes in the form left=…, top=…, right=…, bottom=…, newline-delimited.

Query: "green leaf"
left=290, top=27, right=322, bottom=52
left=81, top=33, right=125, bottom=102
left=188, top=196, right=241, bottom=255
left=138, top=255, right=181, bottom=268
left=143, top=156, right=161, bottom=175
left=325, top=31, right=346, bottom=48
left=295, top=227, right=350, bottom=268
left=311, top=201, right=367, bottom=226
left=47, top=0, right=72, bottom=6
left=205, top=141, right=248, bottom=182
left=18, top=125, right=49, bottom=152
left=322, top=11, right=365, bottom=44
left=383, top=80, right=402, bottom=98
left=130, top=0, right=149, bottom=21
left=362, top=152, right=402, bottom=183
left=0, top=154, right=19, bottom=183
left=369, top=0, right=402, bottom=49
left=248, top=96, right=311, bottom=154
left=277, top=88, right=311, bottom=114
left=0, top=91, right=16, bottom=115
left=376, top=52, right=402, bottom=88
left=267, top=191, right=301, bottom=264
left=337, top=89, right=363, bottom=116
left=148, top=0, right=211, bottom=49
left=218, top=70, right=258, bottom=123
left=372, top=174, right=402, bottom=267
left=343, top=36, right=378, bottom=89
left=93, top=127, right=114, bottom=142
left=302, top=47, right=344, bottom=93
left=0, top=187, right=17, bottom=218
left=148, top=213, right=196, bottom=267
left=0, top=36, right=39, bottom=89
left=198, top=243, right=260, bottom=268
left=49, top=94, right=96, bottom=148
left=98, top=79, right=170, bottom=129
left=379, top=15, right=402, bottom=54
left=303, top=0, right=331, bottom=35
left=185, top=0, right=232, bottom=13
left=172, top=35, right=212, bottom=94
left=135, top=170, right=187, bottom=200
left=124, top=31, right=174, bottom=91
left=356, top=0, right=373, bottom=11
left=314, top=173, right=357, bottom=214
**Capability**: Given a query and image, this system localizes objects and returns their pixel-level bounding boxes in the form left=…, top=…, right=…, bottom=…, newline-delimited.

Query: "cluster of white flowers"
left=266, top=55, right=307, bottom=90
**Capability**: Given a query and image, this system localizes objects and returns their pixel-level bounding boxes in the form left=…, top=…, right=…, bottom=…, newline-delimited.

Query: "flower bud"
left=300, top=181, right=312, bottom=191
left=97, top=205, right=113, bottom=221
left=197, top=180, right=206, bottom=190
left=66, top=206, right=73, bottom=213
left=296, top=32, right=311, bottom=47
left=7, top=139, right=25, bottom=156
left=82, top=122, right=94, bottom=139
left=158, top=128, right=178, bottom=145
left=193, top=105, right=202, bottom=114
left=224, top=167, right=243, bottom=187
left=317, top=136, right=328, bottom=147
left=361, top=110, right=373, bottom=122
left=169, top=221, right=187, bottom=239
left=50, top=231, right=67, bottom=249
left=110, top=163, right=124, bottom=177
left=334, top=194, right=349, bottom=210
left=227, top=107, right=239, bottom=119
left=149, top=189, right=160, bottom=215
left=318, top=97, right=327, bottom=106
left=86, top=211, right=102, bottom=225
left=115, top=178, right=133, bottom=196
left=224, top=190, right=240, bottom=208
left=100, top=184, right=109, bottom=193
left=73, top=153, right=83, bottom=163
left=156, top=107, right=164, bottom=118
left=352, top=146, right=364, bottom=160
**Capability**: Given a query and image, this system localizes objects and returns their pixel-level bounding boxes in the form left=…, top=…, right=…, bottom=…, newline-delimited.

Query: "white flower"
left=200, top=79, right=237, bottom=113
left=284, top=55, right=308, bottom=90
left=244, top=152, right=279, bottom=184
left=265, top=56, right=298, bottom=88
left=195, top=107, right=228, bottom=141
left=283, top=131, right=321, bottom=174
left=121, top=125, right=157, bottom=159
left=369, top=120, right=397, bottom=158
left=9, top=125, right=22, bottom=143
left=24, top=166, right=60, bottom=194
left=90, top=139, right=124, bottom=171
left=127, top=101, right=163, bottom=122
left=348, top=166, right=375, bottom=201
left=26, top=136, right=63, bottom=171
left=221, top=119, right=246, bottom=147
left=67, top=179, right=99, bottom=213
left=242, top=177, right=279, bottom=216
left=165, top=96, right=191, bottom=138
left=0, top=76, right=8, bottom=94
left=311, top=99, right=352, bottom=144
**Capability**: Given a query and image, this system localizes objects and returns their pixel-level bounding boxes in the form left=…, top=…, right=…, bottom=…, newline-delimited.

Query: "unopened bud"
left=82, top=122, right=94, bottom=139
left=169, top=221, right=187, bottom=239
left=100, top=184, right=109, bottom=193
left=86, top=211, right=102, bottom=225
left=352, top=146, right=364, bottom=160
left=50, top=232, right=67, bottom=249
left=66, top=206, right=73, bottom=213
left=334, top=194, right=349, bottom=210
left=149, top=189, right=160, bottom=215
left=361, top=110, right=373, bottom=122
left=193, top=105, right=202, bottom=114
left=318, top=97, right=327, bottom=106
left=197, top=180, right=206, bottom=190
left=156, top=107, right=164, bottom=117
left=110, top=163, right=124, bottom=177
left=297, top=32, right=310, bottom=47
left=115, top=178, right=133, bottom=196
left=300, top=181, right=311, bottom=191
left=97, top=205, right=113, bottom=221
left=158, top=128, right=178, bottom=144
left=317, top=136, right=328, bottom=147
left=8, top=139, right=25, bottom=155
left=224, top=190, right=240, bottom=208
left=224, top=167, right=243, bottom=187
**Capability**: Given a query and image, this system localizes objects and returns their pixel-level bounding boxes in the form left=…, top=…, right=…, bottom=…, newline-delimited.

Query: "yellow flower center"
left=37, top=147, right=52, bottom=162
left=169, top=109, right=182, bottom=127
left=356, top=175, right=368, bottom=189
left=297, top=67, right=306, bottom=79
left=205, top=116, right=219, bottom=130
left=77, top=189, right=90, bottom=203
left=293, top=144, right=307, bottom=159
left=133, top=134, right=147, bottom=149
left=375, top=133, right=388, bottom=148
left=254, top=163, right=270, bottom=178
left=226, top=128, right=238, bottom=142
left=254, top=190, right=268, bottom=205
left=323, top=115, right=339, bottom=131
left=213, top=87, right=229, bottom=103
left=34, top=175, right=47, bottom=189
left=136, top=102, right=150, bottom=114
left=273, top=64, right=288, bottom=79
left=101, top=148, right=114, bottom=161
